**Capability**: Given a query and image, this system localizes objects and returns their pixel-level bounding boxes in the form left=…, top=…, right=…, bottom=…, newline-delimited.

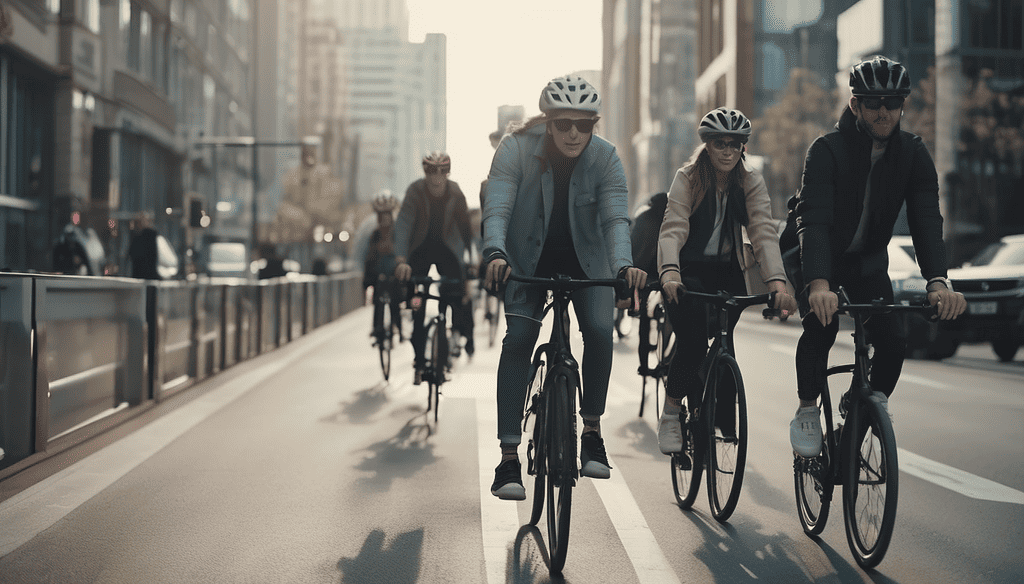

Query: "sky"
left=406, top=0, right=603, bottom=208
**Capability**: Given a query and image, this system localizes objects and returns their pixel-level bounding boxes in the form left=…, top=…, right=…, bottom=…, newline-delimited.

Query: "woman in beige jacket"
left=654, top=108, right=797, bottom=456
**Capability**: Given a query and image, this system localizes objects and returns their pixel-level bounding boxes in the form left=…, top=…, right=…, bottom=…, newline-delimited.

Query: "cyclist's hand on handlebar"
left=767, top=280, right=797, bottom=321
left=807, top=279, right=838, bottom=326
left=928, top=287, right=967, bottom=321
left=395, top=262, right=412, bottom=282
left=484, top=257, right=510, bottom=292
left=661, top=280, right=686, bottom=304
left=616, top=267, right=647, bottom=310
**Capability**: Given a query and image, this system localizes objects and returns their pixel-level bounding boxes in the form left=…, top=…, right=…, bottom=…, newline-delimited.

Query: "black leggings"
left=408, top=244, right=473, bottom=366
left=664, top=261, right=746, bottom=410
left=795, top=268, right=905, bottom=402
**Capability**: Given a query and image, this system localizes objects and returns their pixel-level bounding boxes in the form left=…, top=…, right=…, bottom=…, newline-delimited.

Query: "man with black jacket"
left=784, top=56, right=966, bottom=457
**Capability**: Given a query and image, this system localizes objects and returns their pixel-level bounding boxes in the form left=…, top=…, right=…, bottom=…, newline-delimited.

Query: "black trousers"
left=664, top=260, right=746, bottom=417
left=795, top=267, right=905, bottom=402
left=408, top=243, right=473, bottom=366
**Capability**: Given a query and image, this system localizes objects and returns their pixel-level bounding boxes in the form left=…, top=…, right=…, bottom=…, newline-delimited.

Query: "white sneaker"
left=790, top=406, right=823, bottom=457
left=658, top=412, right=683, bottom=454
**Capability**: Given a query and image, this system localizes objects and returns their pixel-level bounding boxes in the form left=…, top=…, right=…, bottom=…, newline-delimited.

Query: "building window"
left=967, top=0, right=1024, bottom=50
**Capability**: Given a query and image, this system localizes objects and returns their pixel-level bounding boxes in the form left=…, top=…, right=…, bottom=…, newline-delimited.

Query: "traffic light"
left=301, top=144, right=316, bottom=168
left=189, top=198, right=210, bottom=228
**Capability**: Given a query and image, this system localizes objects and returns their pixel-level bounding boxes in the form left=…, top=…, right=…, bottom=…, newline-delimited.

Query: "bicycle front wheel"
left=377, top=296, right=393, bottom=380
left=843, top=392, right=899, bottom=569
left=671, top=405, right=703, bottom=509
left=526, top=357, right=548, bottom=527
left=545, top=373, right=575, bottom=574
left=704, top=354, right=748, bottom=522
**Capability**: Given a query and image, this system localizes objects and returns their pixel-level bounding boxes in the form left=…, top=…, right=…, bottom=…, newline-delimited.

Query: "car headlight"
left=891, top=276, right=927, bottom=293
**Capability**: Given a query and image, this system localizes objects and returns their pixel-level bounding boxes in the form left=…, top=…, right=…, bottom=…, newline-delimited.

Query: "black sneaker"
left=580, top=431, right=612, bottom=479
left=491, top=459, right=526, bottom=500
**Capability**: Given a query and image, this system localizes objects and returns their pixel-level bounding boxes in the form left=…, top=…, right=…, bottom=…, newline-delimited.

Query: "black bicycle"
left=794, top=289, right=937, bottom=569
left=409, top=276, right=463, bottom=423
left=514, top=272, right=630, bottom=575
left=634, top=287, right=675, bottom=418
left=668, top=287, right=778, bottom=522
left=371, top=277, right=399, bottom=380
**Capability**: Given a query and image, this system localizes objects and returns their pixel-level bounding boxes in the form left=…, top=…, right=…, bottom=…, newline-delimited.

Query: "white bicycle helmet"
left=697, top=107, right=752, bottom=141
left=371, top=190, right=398, bottom=213
left=421, top=151, right=451, bottom=168
left=539, top=74, right=601, bottom=114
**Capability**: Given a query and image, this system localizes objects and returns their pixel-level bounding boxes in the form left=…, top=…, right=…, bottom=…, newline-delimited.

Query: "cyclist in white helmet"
left=653, top=107, right=797, bottom=458
left=364, top=190, right=403, bottom=342
left=481, top=74, right=646, bottom=500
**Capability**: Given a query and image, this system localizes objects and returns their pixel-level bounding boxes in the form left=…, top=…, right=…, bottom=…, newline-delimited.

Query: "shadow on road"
left=337, top=527, right=424, bottom=584
left=506, top=524, right=566, bottom=584
left=321, top=380, right=390, bottom=425
left=352, top=414, right=435, bottom=493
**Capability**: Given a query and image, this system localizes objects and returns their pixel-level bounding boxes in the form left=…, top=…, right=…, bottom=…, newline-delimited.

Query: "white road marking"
left=898, top=448, right=1024, bottom=505
left=592, top=455, right=682, bottom=584
left=476, top=396, right=521, bottom=584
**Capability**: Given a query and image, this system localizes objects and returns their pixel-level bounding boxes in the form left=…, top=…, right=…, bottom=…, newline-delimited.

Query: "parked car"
left=939, top=234, right=1024, bottom=362
left=204, top=242, right=249, bottom=279
left=887, top=236, right=942, bottom=359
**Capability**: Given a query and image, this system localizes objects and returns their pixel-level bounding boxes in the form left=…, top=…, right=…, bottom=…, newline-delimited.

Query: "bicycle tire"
left=795, top=386, right=836, bottom=536
left=377, top=294, right=393, bottom=380
left=546, top=372, right=574, bottom=574
left=843, top=392, right=899, bottom=569
left=705, top=354, right=747, bottom=522
left=526, top=357, right=548, bottom=526
left=429, top=316, right=449, bottom=423
left=671, top=404, right=703, bottom=509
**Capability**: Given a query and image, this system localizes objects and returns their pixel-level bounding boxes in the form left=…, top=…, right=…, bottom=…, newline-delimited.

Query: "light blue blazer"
left=481, top=123, right=632, bottom=314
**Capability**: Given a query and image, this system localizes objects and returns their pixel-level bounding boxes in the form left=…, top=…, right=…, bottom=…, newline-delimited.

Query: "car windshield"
left=968, top=241, right=1024, bottom=267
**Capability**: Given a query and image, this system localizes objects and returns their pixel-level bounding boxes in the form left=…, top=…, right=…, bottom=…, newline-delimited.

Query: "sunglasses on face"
left=858, top=96, right=905, bottom=111
left=551, top=117, right=599, bottom=134
left=424, top=165, right=450, bottom=175
left=709, top=139, right=745, bottom=152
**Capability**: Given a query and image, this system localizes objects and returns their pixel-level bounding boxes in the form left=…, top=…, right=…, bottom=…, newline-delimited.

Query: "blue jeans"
left=496, top=285, right=615, bottom=445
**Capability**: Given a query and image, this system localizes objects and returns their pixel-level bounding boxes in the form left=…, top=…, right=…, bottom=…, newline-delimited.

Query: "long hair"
left=511, top=114, right=549, bottom=135
left=684, top=143, right=747, bottom=208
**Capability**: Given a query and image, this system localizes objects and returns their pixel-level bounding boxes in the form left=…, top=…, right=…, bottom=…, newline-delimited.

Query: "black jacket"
left=790, top=106, right=947, bottom=285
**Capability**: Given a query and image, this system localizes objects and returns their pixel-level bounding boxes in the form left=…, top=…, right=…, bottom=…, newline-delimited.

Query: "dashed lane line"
left=898, top=448, right=1024, bottom=505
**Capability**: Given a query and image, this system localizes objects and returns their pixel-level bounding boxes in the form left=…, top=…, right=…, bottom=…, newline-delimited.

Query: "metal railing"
left=0, top=271, right=364, bottom=479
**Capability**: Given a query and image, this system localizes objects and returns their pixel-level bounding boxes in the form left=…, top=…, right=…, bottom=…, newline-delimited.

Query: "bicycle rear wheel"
left=843, top=392, right=899, bottom=569
left=545, top=372, right=575, bottom=574
left=671, top=404, right=703, bottom=509
left=705, top=354, right=747, bottom=522
left=377, top=295, right=393, bottom=380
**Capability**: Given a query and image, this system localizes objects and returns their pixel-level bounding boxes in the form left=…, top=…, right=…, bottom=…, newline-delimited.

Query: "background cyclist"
left=481, top=74, right=646, bottom=500
left=394, top=151, right=478, bottom=383
left=655, top=108, right=797, bottom=457
left=363, top=190, right=403, bottom=343
left=783, top=56, right=966, bottom=458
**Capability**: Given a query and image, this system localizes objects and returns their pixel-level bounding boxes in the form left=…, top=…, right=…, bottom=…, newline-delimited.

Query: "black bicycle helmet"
left=697, top=107, right=752, bottom=141
left=850, top=56, right=911, bottom=97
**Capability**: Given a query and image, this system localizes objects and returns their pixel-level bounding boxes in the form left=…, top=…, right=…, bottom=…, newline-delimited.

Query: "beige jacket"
left=657, top=159, right=788, bottom=289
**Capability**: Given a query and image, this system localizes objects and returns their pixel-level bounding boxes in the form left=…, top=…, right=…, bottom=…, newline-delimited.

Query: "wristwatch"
left=926, top=277, right=953, bottom=292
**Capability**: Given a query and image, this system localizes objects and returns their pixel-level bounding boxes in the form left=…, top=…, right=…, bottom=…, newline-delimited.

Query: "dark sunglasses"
left=551, top=117, right=599, bottom=133
left=858, top=96, right=905, bottom=111
left=709, top=138, right=745, bottom=152
left=424, top=165, right=450, bottom=175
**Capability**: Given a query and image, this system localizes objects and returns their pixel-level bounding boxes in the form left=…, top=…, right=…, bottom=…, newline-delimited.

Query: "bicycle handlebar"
left=508, top=273, right=633, bottom=300
left=637, top=281, right=781, bottom=318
